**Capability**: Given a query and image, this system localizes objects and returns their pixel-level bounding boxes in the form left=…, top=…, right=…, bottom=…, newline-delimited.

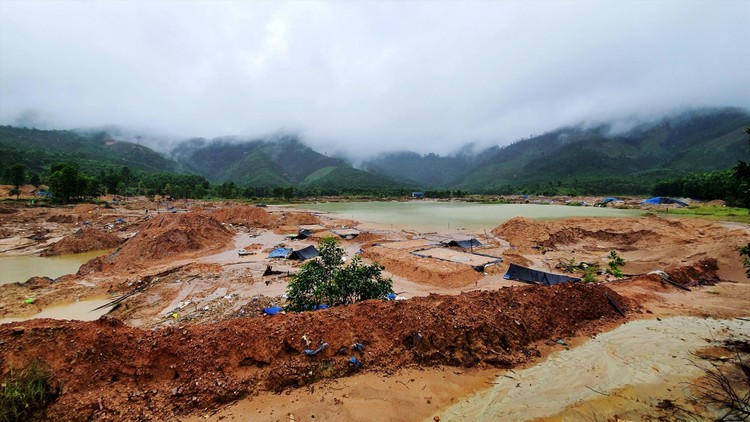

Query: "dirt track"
left=0, top=283, right=631, bottom=421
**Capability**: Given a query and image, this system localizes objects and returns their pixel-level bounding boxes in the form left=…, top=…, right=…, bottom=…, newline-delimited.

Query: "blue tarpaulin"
left=263, top=306, right=283, bottom=315
left=602, top=197, right=621, bottom=204
left=643, top=197, right=688, bottom=207
left=304, top=342, right=328, bottom=356
left=268, top=248, right=292, bottom=258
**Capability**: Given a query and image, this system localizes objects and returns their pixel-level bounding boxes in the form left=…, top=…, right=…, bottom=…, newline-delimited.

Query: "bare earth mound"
left=362, top=245, right=483, bottom=287
left=82, top=212, right=232, bottom=273
left=492, top=216, right=750, bottom=280
left=0, top=283, right=631, bottom=421
left=41, top=227, right=123, bottom=256
left=209, top=206, right=277, bottom=228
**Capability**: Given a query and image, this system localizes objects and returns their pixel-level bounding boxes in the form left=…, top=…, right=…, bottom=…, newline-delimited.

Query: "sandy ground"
left=1, top=196, right=749, bottom=421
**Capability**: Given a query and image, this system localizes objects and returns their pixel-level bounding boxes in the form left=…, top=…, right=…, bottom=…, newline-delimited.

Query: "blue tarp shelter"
left=602, top=197, right=621, bottom=204
left=268, top=248, right=292, bottom=258
left=643, top=197, right=688, bottom=207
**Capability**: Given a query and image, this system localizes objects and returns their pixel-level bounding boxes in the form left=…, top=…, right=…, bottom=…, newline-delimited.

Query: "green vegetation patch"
left=1, top=361, right=59, bottom=422
left=655, top=205, right=750, bottom=224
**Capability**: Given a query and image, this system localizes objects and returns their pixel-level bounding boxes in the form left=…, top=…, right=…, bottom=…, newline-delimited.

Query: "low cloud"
left=1, top=1, right=748, bottom=157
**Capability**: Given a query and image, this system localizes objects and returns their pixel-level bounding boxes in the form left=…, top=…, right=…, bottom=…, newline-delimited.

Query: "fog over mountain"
left=1, top=0, right=748, bottom=158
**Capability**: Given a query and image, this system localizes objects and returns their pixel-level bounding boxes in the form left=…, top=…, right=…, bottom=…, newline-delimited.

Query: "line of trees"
left=653, top=128, right=750, bottom=208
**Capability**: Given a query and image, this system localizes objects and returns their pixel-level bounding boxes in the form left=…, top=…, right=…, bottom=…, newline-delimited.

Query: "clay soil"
left=40, top=227, right=123, bottom=256
left=0, top=284, right=632, bottom=420
left=1, top=197, right=749, bottom=421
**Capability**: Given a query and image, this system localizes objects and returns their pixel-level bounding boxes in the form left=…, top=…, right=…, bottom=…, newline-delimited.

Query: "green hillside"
left=172, top=135, right=402, bottom=191
left=455, top=108, right=749, bottom=193
left=0, top=126, right=178, bottom=176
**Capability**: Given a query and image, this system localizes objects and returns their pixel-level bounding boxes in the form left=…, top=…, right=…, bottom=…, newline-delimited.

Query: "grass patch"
left=1, top=361, right=58, bottom=422
left=655, top=205, right=750, bottom=224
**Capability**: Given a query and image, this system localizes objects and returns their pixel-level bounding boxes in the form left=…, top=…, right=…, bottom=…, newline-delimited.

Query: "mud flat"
left=439, top=316, right=750, bottom=421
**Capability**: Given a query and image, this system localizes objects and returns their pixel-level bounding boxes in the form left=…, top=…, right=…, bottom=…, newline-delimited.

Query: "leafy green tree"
left=29, top=173, right=41, bottom=188
left=47, top=163, right=83, bottom=203
left=740, top=243, right=750, bottom=279
left=8, top=163, right=26, bottom=199
left=732, top=128, right=750, bottom=208
left=286, top=237, right=393, bottom=311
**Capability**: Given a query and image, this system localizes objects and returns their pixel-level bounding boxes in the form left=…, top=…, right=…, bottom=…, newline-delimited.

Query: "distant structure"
left=412, top=192, right=424, bottom=199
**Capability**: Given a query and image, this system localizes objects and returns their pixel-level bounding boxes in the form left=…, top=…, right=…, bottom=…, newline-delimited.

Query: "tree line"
left=653, top=128, right=750, bottom=208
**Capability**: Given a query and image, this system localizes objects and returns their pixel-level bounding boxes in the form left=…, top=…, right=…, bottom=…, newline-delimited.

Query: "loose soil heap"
left=492, top=216, right=750, bottom=280
left=0, top=283, right=632, bottom=421
left=81, top=212, right=232, bottom=274
left=41, top=227, right=123, bottom=256
left=362, top=245, right=483, bottom=287
left=208, top=206, right=277, bottom=228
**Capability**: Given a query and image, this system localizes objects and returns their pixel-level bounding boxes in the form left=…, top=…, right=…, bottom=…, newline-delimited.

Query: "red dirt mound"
left=665, top=257, right=720, bottom=287
left=86, top=212, right=232, bottom=273
left=362, top=245, right=482, bottom=287
left=41, top=227, right=123, bottom=256
left=0, top=283, right=632, bottom=421
left=209, top=206, right=277, bottom=228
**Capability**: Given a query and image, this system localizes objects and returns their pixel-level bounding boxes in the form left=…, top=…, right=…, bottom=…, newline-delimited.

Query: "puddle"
left=0, top=249, right=112, bottom=285
left=438, top=316, right=750, bottom=421
left=0, top=298, right=115, bottom=324
left=297, top=202, right=642, bottom=231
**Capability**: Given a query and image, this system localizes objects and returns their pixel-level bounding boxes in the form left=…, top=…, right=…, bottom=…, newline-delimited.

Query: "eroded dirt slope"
left=0, top=283, right=632, bottom=421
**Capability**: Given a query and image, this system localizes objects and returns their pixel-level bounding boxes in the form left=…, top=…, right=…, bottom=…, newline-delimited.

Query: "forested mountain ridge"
left=362, top=107, right=750, bottom=193
left=2, top=107, right=748, bottom=196
left=170, top=135, right=400, bottom=190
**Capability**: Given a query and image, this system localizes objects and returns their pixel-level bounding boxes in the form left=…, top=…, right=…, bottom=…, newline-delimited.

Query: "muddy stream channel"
left=438, top=316, right=750, bottom=421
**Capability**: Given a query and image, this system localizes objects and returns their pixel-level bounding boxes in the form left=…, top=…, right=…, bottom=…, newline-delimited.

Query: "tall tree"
left=733, top=128, right=750, bottom=208
left=8, top=163, right=26, bottom=199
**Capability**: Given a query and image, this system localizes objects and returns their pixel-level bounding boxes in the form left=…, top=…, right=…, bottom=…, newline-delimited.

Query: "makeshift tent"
left=289, top=245, right=319, bottom=260
left=642, top=197, right=688, bottom=207
left=447, top=238, right=483, bottom=249
left=602, top=197, right=621, bottom=204
left=504, top=263, right=580, bottom=286
left=268, top=247, right=292, bottom=258
left=334, top=229, right=360, bottom=240
left=297, top=229, right=313, bottom=239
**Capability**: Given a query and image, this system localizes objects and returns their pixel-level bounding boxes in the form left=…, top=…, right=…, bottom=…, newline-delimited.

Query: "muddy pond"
left=298, top=202, right=643, bottom=231
left=0, top=249, right=110, bottom=285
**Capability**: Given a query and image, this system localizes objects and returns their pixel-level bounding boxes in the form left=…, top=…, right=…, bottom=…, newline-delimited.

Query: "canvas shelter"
left=447, top=238, right=483, bottom=249
left=289, top=245, right=319, bottom=260
left=504, top=263, right=580, bottom=286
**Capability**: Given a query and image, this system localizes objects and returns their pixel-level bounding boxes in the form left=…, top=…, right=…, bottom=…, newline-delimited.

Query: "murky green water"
left=0, top=250, right=111, bottom=285
left=298, top=202, right=643, bottom=231
left=0, top=298, right=114, bottom=324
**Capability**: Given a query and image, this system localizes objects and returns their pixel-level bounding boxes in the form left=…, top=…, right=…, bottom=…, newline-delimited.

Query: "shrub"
left=286, top=237, right=393, bottom=312
left=1, top=361, right=58, bottom=422
left=607, top=250, right=625, bottom=278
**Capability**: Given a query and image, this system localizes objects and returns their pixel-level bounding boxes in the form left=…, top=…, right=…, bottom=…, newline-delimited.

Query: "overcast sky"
left=1, top=0, right=749, bottom=157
